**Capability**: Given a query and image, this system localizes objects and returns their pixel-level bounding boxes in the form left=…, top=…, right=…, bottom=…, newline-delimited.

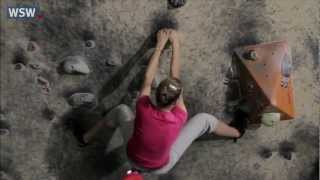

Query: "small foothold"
left=29, top=64, right=41, bottom=70
left=63, top=56, right=90, bottom=74
left=68, top=93, right=97, bottom=109
left=253, top=163, right=261, bottom=170
left=258, top=147, right=272, bottom=159
left=37, top=76, right=50, bottom=86
left=0, top=120, right=10, bottom=136
left=106, top=51, right=122, bottom=67
left=14, top=63, right=25, bottom=70
left=36, top=76, right=51, bottom=94
left=223, top=78, right=230, bottom=85
left=42, top=107, right=55, bottom=120
left=0, top=129, right=10, bottom=136
left=168, top=0, right=186, bottom=8
left=27, top=41, right=37, bottom=52
left=85, top=40, right=96, bottom=48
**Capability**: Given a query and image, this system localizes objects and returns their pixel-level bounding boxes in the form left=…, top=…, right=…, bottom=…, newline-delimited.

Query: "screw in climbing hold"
left=84, top=40, right=96, bottom=48
left=243, top=50, right=257, bottom=61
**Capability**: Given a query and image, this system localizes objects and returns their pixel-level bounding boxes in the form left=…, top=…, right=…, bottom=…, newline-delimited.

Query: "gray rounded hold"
left=63, top=56, right=90, bottom=74
left=14, top=63, right=25, bottom=70
left=27, top=41, right=38, bottom=52
left=68, top=93, right=97, bottom=109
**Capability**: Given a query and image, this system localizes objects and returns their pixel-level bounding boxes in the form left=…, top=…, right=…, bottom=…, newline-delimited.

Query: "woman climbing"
left=76, top=29, right=242, bottom=177
left=126, top=29, right=241, bottom=174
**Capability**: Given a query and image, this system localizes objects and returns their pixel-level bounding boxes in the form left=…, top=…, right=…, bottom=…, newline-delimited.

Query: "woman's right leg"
left=213, top=120, right=241, bottom=138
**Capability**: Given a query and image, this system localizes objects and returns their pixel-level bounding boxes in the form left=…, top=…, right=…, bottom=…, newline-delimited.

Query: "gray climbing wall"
left=0, top=0, right=319, bottom=180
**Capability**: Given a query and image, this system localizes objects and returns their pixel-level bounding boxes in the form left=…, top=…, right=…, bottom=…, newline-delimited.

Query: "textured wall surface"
left=0, top=0, right=319, bottom=180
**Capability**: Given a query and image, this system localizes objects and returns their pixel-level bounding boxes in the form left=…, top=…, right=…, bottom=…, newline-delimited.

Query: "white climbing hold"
left=63, top=56, right=90, bottom=74
left=68, top=93, right=97, bottom=109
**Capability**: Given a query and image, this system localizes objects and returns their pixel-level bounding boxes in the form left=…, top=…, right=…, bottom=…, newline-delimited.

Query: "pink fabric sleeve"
left=136, top=95, right=151, bottom=108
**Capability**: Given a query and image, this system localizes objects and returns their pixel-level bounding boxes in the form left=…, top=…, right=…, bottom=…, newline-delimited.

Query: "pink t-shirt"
left=127, top=96, right=188, bottom=169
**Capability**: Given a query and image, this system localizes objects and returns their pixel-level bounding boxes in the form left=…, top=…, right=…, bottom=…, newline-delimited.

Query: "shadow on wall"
left=44, top=12, right=180, bottom=180
left=45, top=107, right=126, bottom=180
left=97, top=13, right=179, bottom=108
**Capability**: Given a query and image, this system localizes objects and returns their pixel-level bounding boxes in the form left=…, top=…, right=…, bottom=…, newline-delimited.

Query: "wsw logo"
left=7, top=4, right=43, bottom=20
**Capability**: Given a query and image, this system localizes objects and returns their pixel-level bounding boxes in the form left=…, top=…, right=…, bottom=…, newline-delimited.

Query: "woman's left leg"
left=83, top=104, right=134, bottom=144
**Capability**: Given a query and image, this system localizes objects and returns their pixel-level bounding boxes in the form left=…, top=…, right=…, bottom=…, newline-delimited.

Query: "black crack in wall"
left=304, top=35, right=319, bottom=69
left=291, top=123, right=319, bottom=180
left=278, top=140, right=296, bottom=160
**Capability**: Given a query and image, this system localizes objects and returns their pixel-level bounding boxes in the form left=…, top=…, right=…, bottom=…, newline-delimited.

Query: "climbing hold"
left=106, top=50, right=123, bottom=67
left=243, top=50, right=257, bottom=60
left=68, top=93, right=97, bottom=109
left=36, top=76, right=51, bottom=94
left=0, top=129, right=9, bottom=136
left=261, top=113, right=280, bottom=127
left=42, top=107, right=56, bottom=121
left=279, top=141, right=296, bottom=160
left=14, top=63, right=25, bottom=70
left=0, top=120, right=10, bottom=136
left=29, top=63, right=41, bottom=70
left=168, top=0, right=186, bottom=8
left=62, top=56, right=90, bottom=74
left=258, top=147, right=272, bottom=159
left=27, top=41, right=38, bottom=52
left=84, top=40, right=96, bottom=48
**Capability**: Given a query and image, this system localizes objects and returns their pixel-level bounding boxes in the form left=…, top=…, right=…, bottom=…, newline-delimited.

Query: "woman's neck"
left=159, top=105, right=173, bottom=112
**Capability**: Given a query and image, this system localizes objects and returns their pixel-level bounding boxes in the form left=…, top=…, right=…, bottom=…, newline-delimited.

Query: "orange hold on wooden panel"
left=234, top=40, right=295, bottom=124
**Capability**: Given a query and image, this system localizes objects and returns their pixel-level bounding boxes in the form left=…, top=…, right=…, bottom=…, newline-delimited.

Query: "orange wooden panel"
left=234, top=40, right=295, bottom=120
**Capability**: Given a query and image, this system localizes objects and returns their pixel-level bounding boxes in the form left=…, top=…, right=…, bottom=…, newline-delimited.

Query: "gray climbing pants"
left=107, top=104, right=220, bottom=175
